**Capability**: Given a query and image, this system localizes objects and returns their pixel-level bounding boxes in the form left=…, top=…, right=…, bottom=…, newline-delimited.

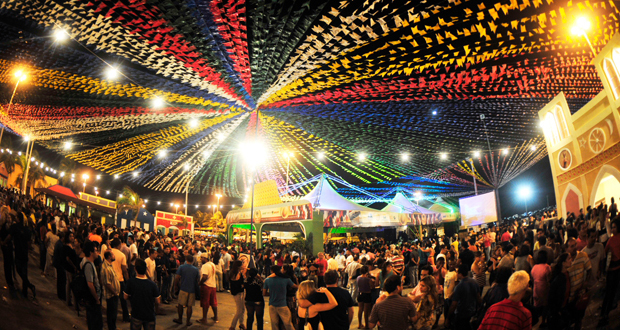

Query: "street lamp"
left=518, top=185, right=533, bottom=214
left=571, top=17, right=596, bottom=57
left=82, top=174, right=89, bottom=192
left=216, top=193, right=222, bottom=211
left=414, top=191, right=422, bottom=205
left=240, top=139, right=267, bottom=249
left=1, top=69, right=27, bottom=147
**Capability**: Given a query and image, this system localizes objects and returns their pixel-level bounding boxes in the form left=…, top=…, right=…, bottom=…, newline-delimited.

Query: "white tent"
left=382, top=192, right=436, bottom=214
left=303, top=175, right=377, bottom=212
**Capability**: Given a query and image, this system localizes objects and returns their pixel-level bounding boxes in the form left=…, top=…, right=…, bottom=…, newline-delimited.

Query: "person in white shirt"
left=327, top=254, right=339, bottom=271
left=145, top=248, right=157, bottom=282
left=198, top=254, right=218, bottom=324
left=345, top=255, right=361, bottom=303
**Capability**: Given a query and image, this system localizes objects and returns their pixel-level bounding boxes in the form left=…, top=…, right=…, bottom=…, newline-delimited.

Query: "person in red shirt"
left=600, top=218, right=620, bottom=326
left=501, top=229, right=512, bottom=242
left=478, top=270, right=532, bottom=330
left=316, top=252, right=328, bottom=287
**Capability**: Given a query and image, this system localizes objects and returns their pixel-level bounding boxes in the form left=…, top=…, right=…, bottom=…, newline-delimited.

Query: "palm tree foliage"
left=117, top=185, right=142, bottom=223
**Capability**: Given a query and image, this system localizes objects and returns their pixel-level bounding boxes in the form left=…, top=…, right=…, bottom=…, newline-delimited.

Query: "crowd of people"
left=1, top=185, right=620, bottom=330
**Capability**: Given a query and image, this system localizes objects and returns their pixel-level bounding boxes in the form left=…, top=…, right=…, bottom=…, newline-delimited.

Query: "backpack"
left=70, top=261, right=96, bottom=306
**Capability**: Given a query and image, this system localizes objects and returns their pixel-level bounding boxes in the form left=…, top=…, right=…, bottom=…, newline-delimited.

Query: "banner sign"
left=78, top=192, right=116, bottom=209
left=323, top=210, right=443, bottom=227
left=154, top=211, right=194, bottom=232
left=227, top=201, right=312, bottom=224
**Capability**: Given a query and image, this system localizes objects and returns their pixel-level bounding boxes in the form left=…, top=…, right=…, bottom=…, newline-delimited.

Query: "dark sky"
left=497, top=156, right=556, bottom=218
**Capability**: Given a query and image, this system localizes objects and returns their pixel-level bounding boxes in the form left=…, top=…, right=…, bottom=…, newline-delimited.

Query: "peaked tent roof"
left=381, top=192, right=436, bottom=214
left=35, top=184, right=79, bottom=199
left=303, top=175, right=377, bottom=212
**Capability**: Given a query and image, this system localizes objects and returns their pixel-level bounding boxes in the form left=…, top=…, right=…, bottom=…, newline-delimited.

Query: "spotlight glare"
left=151, top=96, right=165, bottom=109
left=184, top=164, right=190, bottom=171
left=104, top=66, right=120, bottom=80
left=189, top=118, right=199, bottom=128
left=317, top=151, right=325, bottom=160
left=502, top=148, right=509, bottom=155
left=400, top=152, right=410, bottom=162
left=106, top=191, right=110, bottom=195
left=119, top=194, right=123, bottom=198
left=53, top=28, right=69, bottom=42
left=216, top=133, right=225, bottom=141
left=144, top=199, right=148, bottom=203
left=440, top=153, right=448, bottom=160
left=24, top=135, right=30, bottom=142
left=64, top=141, right=72, bottom=150
left=158, top=150, right=166, bottom=158
left=432, top=110, right=437, bottom=115
left=113, top=174, right=119, bottom=179
left=132, top=172, right=138, bottom=177
left=357, top=152, right=367, bottom=161
left=531, top=145, right=537, bottom=151
left=473, top=151, right=481, bottom=158
left=571, top=17, right=591, bottom=36
left=157, top=201, right=161, bottom=205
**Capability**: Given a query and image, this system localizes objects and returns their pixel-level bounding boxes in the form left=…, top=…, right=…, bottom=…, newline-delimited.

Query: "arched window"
left=545, top=112, right=560, bottom=145
left=603, top=57, right=620, bottom=99
left=554, top=105, right=569, bottom=139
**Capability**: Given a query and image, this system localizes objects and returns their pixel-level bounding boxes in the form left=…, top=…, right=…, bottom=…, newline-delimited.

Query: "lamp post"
left=0, top=70, right=27, bottom=147
left=21, top=137, right=34, bottom=195
left=82, top=174, right=89, bottom=193
left=216, top=194, right=222, bottom=211
left=572, top=17, right=597, bottom=57
left=470, top=158, right=478, bottom=196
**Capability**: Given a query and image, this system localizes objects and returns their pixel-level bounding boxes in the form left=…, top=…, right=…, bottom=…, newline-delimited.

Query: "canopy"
left=304, top=175, right=377, bottom=212
left=382, top=192, right=436, bottom=214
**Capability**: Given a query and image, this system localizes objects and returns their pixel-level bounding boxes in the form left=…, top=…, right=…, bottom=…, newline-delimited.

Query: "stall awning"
left=35, top=184, right=115, bottom=214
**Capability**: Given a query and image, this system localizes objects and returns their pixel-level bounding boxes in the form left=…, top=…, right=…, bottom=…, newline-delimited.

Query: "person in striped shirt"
left=478, top=270, right=532, bottom=330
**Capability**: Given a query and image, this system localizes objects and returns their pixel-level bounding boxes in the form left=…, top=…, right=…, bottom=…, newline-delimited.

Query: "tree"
left=58, top=158, right=80, bottom=190
left=15, top=151, right=48, bottom=193
left=0, top=150, right=16, bottom=174
left=117, top=186, right=142, bottom=225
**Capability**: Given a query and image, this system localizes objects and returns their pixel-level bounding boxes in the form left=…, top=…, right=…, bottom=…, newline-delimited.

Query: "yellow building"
left=538, top=34, right=620, bottom=218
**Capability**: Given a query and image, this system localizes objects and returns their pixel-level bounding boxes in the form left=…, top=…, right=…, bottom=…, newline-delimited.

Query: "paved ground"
left=0, top=249, right=619, bottom=329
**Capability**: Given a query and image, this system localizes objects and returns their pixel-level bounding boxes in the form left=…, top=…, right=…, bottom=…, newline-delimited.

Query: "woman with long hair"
left=548, top=253, right=572, bottom=330
left=412, top=275, right=438, bottom=330
left=296, top=280, right=338, bottom=330
left=229, top=260, right=246, bottom=330
left=472, top=251, right=487, bottom=296
left=379, top=261, right=393, bottom=291
left=356, top=266, right=373, bottom=329
left=244, top=268, right=264, bottom=330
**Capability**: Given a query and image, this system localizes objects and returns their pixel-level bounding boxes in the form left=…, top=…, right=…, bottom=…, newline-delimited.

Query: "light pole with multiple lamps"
left=1, top=69, right=27, bottom=146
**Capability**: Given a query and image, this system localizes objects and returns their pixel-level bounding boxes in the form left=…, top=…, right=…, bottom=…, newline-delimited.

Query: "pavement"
left=0, top=249, right=619, bottom=330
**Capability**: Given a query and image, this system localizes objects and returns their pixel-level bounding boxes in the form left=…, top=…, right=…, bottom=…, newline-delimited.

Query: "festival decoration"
left=0, top=0, right=615, bottom=199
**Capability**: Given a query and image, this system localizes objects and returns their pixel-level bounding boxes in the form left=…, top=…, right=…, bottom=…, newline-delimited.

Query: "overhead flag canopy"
left=0, top=0, right=610, bottom=197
